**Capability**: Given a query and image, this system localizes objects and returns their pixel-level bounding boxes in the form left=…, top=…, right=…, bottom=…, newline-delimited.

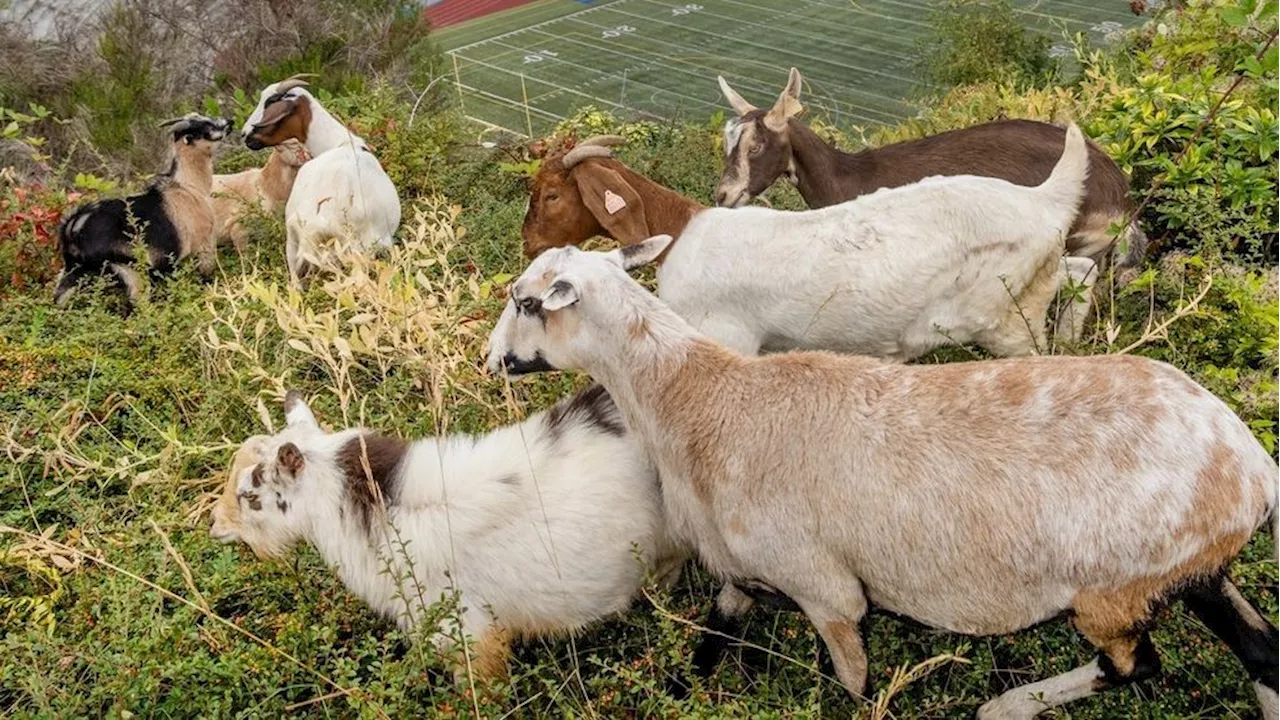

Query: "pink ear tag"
left=604, top=189, right=627, bottom=215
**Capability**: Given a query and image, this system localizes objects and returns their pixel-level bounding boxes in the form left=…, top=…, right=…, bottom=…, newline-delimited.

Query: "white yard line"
left=454, top=50, right=638, bottom=113
left=561, top=11, right=906, bottom=119
left=530, top=25, right=888, bottom=123
left=594, top=3, right=917, bottom=92
left=448, top=0, right=633, bottom=54
left=636, top=0, right=919, bottom=65
left=711, top=0, right=928, bottom=47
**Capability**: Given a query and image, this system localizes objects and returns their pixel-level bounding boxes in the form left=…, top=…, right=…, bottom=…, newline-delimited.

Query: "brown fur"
left=211, top=141, right=309, bottom=250
left=249, top=95, right=312, bottom=147
left=159, top=138, right=219, bottom=275
left=335, top=432, right=408, bottom=533
left=734, top=116, right=1135, bottom=265
left=522, top=152, right=702, bottom=258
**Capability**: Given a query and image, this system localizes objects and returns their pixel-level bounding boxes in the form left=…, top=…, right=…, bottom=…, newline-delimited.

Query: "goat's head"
left=714, top=67, right=804, bottom=208
left=486, top=235, right=673, bottom=376
left=273, top=139, right=312, bottom=168
left=242, top=75, right=316, bottom=151
left=159, top=113, right=231, bottom=155
left=210, top=391, right=324, bottom=560
left=522, top=136, right=652, bottom=258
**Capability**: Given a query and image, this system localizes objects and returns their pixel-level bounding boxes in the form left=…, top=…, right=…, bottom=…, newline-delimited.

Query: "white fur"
left=660, top=124, right=1090, bottom=359
left=220, top=391, right=682, bottom=659
left=486, top=238, right=1279, bottom=711
left=245, top=83, right=401, bottom=281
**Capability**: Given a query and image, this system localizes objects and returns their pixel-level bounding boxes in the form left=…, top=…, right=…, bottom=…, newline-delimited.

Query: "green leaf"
left=1220, top=6, right=1248, bottom=26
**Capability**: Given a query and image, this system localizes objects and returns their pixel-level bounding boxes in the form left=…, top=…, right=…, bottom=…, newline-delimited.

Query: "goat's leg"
left=1183, top=577, right=1279, bottom=720
left=687, top=583, right=756, bottom=681
left=285, top=224, right=303, bottom=284
left=108, top=262, right=144, bottom=312
left=794, top=590, right=870, bottom=699
left=229, top=222, right=248, bottom=253
left=194, top=239, right=217, bottom=279
left=52, top=266, right=86, bottom=306
left=980, top=593, right=1162, bottom=719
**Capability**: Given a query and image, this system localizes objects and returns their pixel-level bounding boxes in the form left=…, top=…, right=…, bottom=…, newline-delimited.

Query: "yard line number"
left=671, top=4, right=703, bottom=14
left=601, top=25, right=637, bottom=38
left=523, top=50, right=560, bottom=63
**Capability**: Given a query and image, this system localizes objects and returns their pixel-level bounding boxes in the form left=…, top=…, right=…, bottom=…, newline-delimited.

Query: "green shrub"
left=917, top=0, right=1058, bottom=89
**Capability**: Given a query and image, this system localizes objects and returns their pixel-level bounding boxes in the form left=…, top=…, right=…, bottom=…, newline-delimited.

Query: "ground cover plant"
left=0, top=0, right=1276, bottom=716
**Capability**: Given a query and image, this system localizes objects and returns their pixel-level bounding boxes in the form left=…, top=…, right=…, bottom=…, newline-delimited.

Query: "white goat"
left=241, top=77, right=401, bottom=282
left=523, top=126, right=1090, bottom=359
left=211, top=387, right=683, bottom=678
left=210, top=139, right=310, bottom=251
left=486, top=236, right=1279, bottom=719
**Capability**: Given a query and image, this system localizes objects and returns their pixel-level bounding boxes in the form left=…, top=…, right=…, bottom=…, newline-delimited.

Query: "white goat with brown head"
left=241, top=76, right=401, bottom=282
left=210, top=387, right=683, bottom=678
left=487, top=236, right=1279, bottom=719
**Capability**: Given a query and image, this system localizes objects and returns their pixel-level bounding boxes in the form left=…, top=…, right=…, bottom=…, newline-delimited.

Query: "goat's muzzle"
left=244, top=135, right=266, bottom=151
left=498, top=352, right=556, bottom=376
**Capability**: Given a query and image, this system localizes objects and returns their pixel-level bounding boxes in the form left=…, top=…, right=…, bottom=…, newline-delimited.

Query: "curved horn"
left=562, top=144, right=615, bottom=169
left=577, top=135, right=626, bottom=148
left=274, top=74, right=316, bottom=95
left=717, top=75, right=756, bottom=116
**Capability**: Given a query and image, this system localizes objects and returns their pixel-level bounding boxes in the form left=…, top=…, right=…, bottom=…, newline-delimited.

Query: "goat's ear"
left=277, top=442, right=305, bottom=478
left=717, top=75, right=756, bottom=116
left=572, top=164, right=651, bottom=245
left=764, top=67, right=804, bottom=132
left=540, top=279, right=579, bottom=312
left=613, top=234, right=673, bottom=271
left=283, top=390, right=318, bottom=429
left=254, top=98, right=296, bottom=129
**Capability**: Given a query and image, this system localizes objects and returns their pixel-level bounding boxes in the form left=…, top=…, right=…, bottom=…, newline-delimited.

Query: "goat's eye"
left=546, top=192, right=559, bottom=202
left=518, top=297, right=541, bottom=314
left=749, top=144, right=764, bottom=156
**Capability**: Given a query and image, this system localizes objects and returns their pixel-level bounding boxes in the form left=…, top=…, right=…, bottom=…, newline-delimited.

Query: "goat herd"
left=52, top=70, right=1277, bottom=717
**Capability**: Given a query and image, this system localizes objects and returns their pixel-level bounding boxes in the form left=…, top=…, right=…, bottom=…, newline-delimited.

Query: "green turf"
left=439, top=0, right=1141, bottom=136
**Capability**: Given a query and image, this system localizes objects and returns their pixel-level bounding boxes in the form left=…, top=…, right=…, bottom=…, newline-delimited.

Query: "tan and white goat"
left=486, top=236, right=1279, bottom=719
left=210, top=140, right=310, bottom=251
left=210, top=388, right=683, bottom=678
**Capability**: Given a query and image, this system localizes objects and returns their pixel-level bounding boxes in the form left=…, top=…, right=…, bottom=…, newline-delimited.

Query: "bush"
left=917, top=0, right=1058, bottom=89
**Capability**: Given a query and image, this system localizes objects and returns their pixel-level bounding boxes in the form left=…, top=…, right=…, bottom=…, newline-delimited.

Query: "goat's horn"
left=562, top=144, right=615, bottom=169
left=274, top=74, right=316, bottom=94
left=577, top=135, right=626, bottom=148
left=157, top=117, right=187, bottom=128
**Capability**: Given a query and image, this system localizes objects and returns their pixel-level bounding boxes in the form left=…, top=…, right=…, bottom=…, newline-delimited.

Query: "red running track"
left=426, top=0, right=544, bottom=29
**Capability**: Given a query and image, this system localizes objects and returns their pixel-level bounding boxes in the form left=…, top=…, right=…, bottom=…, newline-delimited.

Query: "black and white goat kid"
left=52, top=114, right=230, bottom=309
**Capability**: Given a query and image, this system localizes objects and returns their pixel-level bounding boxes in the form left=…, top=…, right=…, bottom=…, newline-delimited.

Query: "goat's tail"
left=1038, top=122, right=1090, bottom=224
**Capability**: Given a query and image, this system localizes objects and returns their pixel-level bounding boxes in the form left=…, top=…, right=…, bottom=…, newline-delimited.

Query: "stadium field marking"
left=631, top=0, right=920, bottom=65
left=487, top=35, right=724, bottom=112
left=449, top=0, right=631, bottom=53
left=528, top=23, right=902, bottom=121
left=455, top=52, right=642, bottom=114
left=710, top=0, right=929, bottom=53
left=795, top=0, right=933, bottom=29
left=595, top=3, right=922, bottom=88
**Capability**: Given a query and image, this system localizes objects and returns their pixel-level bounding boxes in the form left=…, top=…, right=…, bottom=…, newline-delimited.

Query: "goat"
left=53, top=114, right=230, bottom=308
left=715, top=68, right=1146, bottom=340
left=210, top=140, right=310, bottom=251
left=210, top=387, right=684, bottom=679
left=522, top=127, right=1090, bottom=359
left=241, top=76, right=401, bottom=282
left=486, top=235, right=1279, bottom=719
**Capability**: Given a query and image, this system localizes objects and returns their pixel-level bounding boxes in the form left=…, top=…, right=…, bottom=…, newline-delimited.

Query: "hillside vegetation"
left=1, top=0, right=1276, bottom=716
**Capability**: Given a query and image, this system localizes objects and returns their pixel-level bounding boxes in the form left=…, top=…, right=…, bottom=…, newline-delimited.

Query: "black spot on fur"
left=251, top=465, right=263, bottom=488
left=498, top=474, right=521, bottom=486
left=336, top=433, right=408, bottom=534
left=276, top=499, right=288, bottom=514
left=243, top=493, right=262, bottom=511
left=544, top=384, right=625, bottom=440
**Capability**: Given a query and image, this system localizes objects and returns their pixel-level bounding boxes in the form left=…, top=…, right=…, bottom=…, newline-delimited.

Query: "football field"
left=436, top=0, right=1139, bottom=136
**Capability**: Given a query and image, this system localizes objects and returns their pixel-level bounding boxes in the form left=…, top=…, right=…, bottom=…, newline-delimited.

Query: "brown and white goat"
left=488, top=235, right=1279, bottom=719
left=210, top=140, right=310, bottom=251
left=53, top=114, right=229, bottom=308
left=714, top=68, right=1147, bottom=271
